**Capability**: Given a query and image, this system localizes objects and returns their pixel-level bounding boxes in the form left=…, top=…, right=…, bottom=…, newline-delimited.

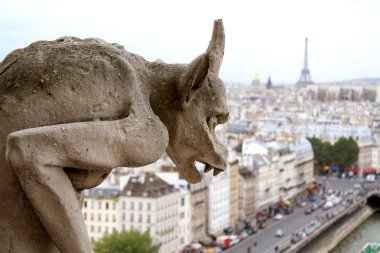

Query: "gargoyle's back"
left=0, top=37, right=146, bottom=252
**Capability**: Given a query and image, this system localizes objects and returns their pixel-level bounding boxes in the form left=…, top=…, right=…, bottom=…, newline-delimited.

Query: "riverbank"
left=294, top=205, right=375, bottom=253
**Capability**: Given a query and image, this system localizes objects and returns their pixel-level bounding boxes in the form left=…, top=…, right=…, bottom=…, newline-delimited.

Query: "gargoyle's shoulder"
left=22, top=36, right=128, bottom=58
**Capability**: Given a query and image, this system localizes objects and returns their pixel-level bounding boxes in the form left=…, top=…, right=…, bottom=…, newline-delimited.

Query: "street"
left=224, top=177, right=359, bottom=253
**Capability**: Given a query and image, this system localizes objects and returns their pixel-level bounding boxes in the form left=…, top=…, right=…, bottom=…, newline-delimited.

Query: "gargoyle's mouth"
left=196, top=160, right=225, bottom=176
left=204, top=163, right=224, bottom=176
left=179, top=160, right=225, bottom=184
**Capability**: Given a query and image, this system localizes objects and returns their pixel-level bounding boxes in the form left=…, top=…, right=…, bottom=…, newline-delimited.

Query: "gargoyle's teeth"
left=204, top=164, right=213, bottom=173
left=213, top=168, right=224, bottom=176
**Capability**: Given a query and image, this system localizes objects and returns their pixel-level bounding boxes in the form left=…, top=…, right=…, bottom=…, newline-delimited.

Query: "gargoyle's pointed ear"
left=179, top=53, right=209, bottom=109
left=179, top=19, right=225, bottom=109
left=207, top=19, right=225, bottom=74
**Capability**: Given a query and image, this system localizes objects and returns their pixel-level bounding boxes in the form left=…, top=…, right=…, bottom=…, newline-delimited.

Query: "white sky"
left=1, top=0, right=379, bottom=84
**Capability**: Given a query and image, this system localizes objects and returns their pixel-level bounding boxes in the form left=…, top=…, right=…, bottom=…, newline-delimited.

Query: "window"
left=98, top=214, right=101, bottom=221
left=138, top=214, right=142, bottom=223
left=122, top=213, right=125, bottom=221
left=98, top=202, right=101, bottom=209
left=84, top=213, right=87, bottom=220
left=147, top=203, right=151, bottom=210
left=131, top=202, right=134, bottom=210
left=84, top=201, right=87, bottom=208
left=91, top=226, right=94, bottom=232
left=180, top=212, right=185, bottom=219
left=122, top=201, right=126, bottom=210
left=90, top=213, right=94, bottom=221
left=147, top=215, right=151, bottom=223
left=98, top=226, right=101, bottom=233
left=112, top=214, right=116, bottom=222
left=130, top=213, right=134, bottom=222
left=122, top=224, right=125, bottom=231
left=105, top=214, right=109, bottom=222
left=181, top=198, right=185, bottom=206
left=106, top=202, right=109, bottom=210
left=139, top=202, right=142, bottom=211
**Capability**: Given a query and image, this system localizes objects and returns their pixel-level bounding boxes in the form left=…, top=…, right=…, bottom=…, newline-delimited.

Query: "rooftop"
left=121, top=172, right=177, bottom=198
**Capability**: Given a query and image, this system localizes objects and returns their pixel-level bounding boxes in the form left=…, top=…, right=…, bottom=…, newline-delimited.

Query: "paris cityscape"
left=1, top=1, right=380, bottom=253
left=80, top=37, right=380, bottom=253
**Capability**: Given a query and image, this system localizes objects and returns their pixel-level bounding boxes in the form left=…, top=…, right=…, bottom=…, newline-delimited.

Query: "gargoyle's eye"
left=216, top=112, right=229, bottom=124
left=206, top=116, right=218, bottom=131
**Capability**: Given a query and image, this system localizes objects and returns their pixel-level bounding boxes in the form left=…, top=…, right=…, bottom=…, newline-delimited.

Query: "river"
left=330, top=211, right=380, bottom=253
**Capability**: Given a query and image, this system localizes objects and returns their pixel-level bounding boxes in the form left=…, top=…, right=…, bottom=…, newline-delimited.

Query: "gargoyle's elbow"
left=5, top=132, right=27, bottom=172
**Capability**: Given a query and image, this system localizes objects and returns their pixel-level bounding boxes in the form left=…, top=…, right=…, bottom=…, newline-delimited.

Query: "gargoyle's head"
left=165, top=19, right=229, bottom=183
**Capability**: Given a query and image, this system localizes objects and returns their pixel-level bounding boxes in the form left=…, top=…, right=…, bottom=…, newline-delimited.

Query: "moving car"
left=275, top=229, right=284, bottom=237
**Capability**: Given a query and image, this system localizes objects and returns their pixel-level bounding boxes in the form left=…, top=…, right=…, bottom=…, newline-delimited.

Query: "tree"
left=320, top=142, right=334, bottom=166
left=333, top=137, right=359, bottom=171
left=93, top=230, right=160, bottom=253
left=347, top=137, right=359, bottom=166
left=307, top=137, right=323, bottom=164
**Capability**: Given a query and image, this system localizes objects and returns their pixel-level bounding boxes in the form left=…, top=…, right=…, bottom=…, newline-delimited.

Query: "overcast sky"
left=1, top=0, right=379, bottom=84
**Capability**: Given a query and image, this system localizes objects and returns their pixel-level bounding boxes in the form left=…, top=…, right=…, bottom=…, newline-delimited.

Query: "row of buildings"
left=82, top=133, right=314, bottom=253
left=82, top=79, right=380, bottom=252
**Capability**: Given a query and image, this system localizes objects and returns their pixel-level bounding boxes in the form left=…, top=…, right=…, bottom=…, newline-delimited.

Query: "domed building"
left=251, top=73, right=261, bottom=90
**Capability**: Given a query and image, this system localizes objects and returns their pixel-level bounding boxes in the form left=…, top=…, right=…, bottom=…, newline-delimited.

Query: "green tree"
left=320, top=142, right=334, bottom=166
left=333, top=137, right=359, bottom=170
left=347, top=137, right=359, bottom=166
left=93, top=230, right=160, bottom=253
left=307, top=137, right=323, bottom=164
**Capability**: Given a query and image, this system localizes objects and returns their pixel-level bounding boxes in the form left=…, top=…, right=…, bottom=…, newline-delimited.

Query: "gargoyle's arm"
left=5, top=114, right=168, bottom=253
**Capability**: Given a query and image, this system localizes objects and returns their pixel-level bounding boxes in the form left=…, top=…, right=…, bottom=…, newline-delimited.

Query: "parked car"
left=323, top=201, right=333, bottom=210
left=275, top=229, right=284, bottom=237
left=305, top=207, right=312, bottom=215
left=318, top=200, right=326, bottom=208
left=285, top=205, right=294, bottom=214
left=259, top=222, right=267, bottom=229
left=274, top=213, right=284, bottom=220
left=311, top=203, right=319, bottom=211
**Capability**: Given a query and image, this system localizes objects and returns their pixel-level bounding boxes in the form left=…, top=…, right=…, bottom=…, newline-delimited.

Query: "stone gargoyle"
left=0, top=19, right=228, bottom=253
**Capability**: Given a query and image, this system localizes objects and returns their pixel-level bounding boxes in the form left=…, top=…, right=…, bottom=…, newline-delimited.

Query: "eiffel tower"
left=297, top=37, right=314, bottom=87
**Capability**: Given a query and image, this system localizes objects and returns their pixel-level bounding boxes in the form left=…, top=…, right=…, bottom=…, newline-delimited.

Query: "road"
left=224, top=177, right=358, bottom=253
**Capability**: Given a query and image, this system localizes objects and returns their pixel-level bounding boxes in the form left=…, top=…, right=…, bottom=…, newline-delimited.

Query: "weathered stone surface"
left=0, top=20, right=228, bottom=252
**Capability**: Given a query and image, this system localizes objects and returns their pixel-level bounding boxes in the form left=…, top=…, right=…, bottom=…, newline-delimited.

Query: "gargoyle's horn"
left=207, top=19, right=225, bottom=74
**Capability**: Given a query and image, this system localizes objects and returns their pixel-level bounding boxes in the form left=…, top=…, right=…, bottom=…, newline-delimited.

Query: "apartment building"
left=83, top=172, right=180, bottom=253
left=120, top=173, right=179, bottom=253
left=238, top=167, right=256, bottom=220
left=229, top=161, right=239, bottom=228
left=207, top=168, right=230, bottom=235
left=83, top=187, right=120, bottom=241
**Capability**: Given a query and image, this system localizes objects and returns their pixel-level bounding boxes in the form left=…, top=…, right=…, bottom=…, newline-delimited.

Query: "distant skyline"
left=1, top=0, right=379, bottom=84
